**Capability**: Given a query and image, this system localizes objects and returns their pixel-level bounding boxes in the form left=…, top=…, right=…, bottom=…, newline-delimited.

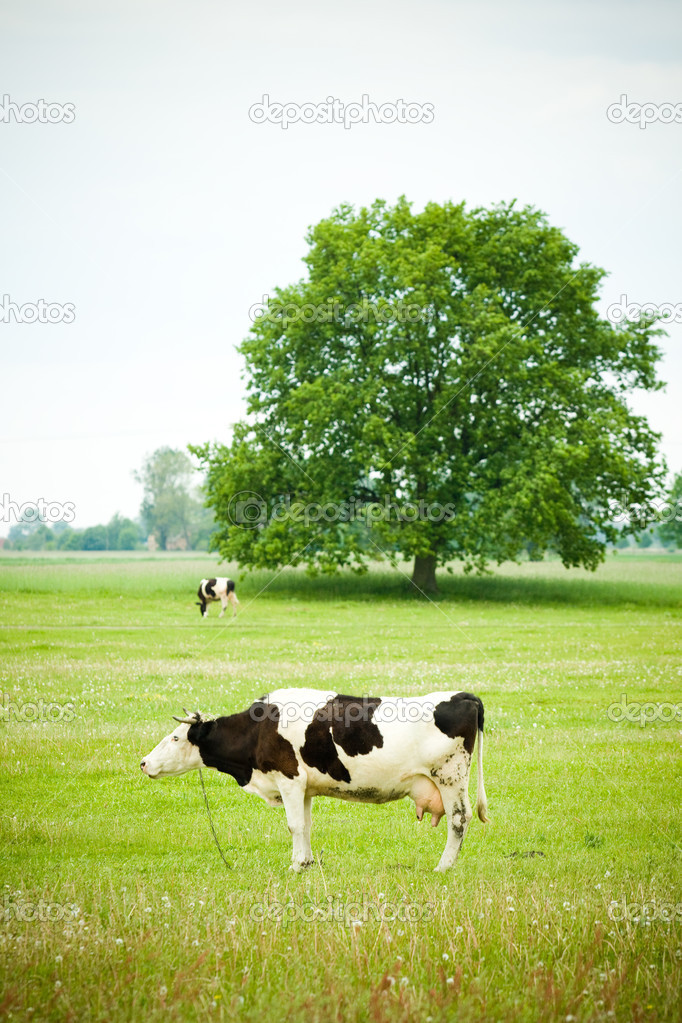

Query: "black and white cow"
left=196, top=578, right=239, bottom=618
left=141, top=688, right=488, bottom=872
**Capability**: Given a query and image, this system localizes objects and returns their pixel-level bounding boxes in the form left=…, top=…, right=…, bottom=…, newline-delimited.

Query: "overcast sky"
left=1, top=0, right=681, bottom=531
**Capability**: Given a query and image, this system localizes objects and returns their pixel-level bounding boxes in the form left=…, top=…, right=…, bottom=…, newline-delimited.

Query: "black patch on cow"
left=325, top=785, right=402, bottom=804
left=433, top=692, right=484, bottom=756
left=300, top=714, right=350, bottom=783
left=300, top=694, right=383, bottom=783
left=226, top=578, right=235, bottom=594
left=204, top=578, right=217, bottom=598
left=187, top=703, right=298, bottom=787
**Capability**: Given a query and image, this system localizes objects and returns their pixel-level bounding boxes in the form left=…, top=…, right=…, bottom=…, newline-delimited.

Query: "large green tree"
left=193, top=198, right=667, bottom=592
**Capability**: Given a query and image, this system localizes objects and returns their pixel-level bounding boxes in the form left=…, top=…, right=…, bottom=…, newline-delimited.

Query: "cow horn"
left=173, top=709, right=201, bottom=724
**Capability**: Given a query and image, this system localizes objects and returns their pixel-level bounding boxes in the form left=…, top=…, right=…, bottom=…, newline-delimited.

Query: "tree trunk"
left=411, top=554, right=439, bottom=594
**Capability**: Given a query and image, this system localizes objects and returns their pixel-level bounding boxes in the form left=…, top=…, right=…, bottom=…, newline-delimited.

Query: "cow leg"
left=219, top=596, right=227, bottom=618
left=304, top=793, right=313, bottom=853
left=279, top=782, right=313, bottom=871
left=434, top=784, right=472, bottom=872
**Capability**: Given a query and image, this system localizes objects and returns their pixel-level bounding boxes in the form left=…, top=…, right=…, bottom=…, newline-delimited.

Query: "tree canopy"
left=193, top=197, right=667, bottom=591
left=135, top=447, right=214, bottom=551
left=657, top=471, right=682, bottom=548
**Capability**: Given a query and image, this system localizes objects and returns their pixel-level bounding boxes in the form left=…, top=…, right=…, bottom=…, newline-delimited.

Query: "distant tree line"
left=4, top=447, right=216, bottom=552
left=6, top=513, right=144, bottom=551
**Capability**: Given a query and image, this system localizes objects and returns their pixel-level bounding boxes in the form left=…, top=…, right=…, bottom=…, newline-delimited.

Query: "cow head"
left=196, top=599, right=207, bottom=617
left=140, top=710, right=204, bottom=778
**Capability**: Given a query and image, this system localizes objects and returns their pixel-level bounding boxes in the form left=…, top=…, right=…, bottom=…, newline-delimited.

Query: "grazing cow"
left=196, top=577, right=239, bottom=618
left=141, top=688, right=488, bottom=872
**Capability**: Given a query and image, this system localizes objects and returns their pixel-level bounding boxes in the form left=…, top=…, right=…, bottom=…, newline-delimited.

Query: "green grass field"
left=1, top=551, right=681, bottom=1022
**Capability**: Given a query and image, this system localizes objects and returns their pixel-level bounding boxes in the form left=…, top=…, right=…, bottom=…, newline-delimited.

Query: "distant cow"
left=141, top=688, right=488, bottom=872
left=196, top=578, right=239, bottom=618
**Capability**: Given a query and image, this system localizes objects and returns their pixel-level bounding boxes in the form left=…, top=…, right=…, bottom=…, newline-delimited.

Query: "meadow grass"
left=0, top=551, right=681, bottom=1021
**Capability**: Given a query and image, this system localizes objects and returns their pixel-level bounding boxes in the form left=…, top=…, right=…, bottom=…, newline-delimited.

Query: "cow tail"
left=476, top=699, right=489, bottom=824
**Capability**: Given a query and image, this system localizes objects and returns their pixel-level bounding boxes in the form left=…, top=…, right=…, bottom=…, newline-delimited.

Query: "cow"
left=140, top=688, right=488, bottom=872
left=196, top=577, right=239, bottom=618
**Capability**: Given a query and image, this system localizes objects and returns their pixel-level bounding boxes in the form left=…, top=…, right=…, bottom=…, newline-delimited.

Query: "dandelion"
left=442, top=952, right=449, bottom=961
left=160, top=986, right=167, bottom=997
left=55, top=955, right=63, bottom=963
left=115, top=938, right=124, bottom=945
left=446, top=977, right=454, bottom=986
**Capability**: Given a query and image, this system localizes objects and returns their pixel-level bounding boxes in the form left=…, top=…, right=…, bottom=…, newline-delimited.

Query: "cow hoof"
left=290, top=860, right=314, bottom=872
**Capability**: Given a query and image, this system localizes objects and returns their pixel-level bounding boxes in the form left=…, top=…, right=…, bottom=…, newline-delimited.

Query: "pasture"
left=0, top=551, right=681, bottom=1022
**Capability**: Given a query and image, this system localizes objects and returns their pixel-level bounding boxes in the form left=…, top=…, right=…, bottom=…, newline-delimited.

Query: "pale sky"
left=1, top=0, right=681, bottom=531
